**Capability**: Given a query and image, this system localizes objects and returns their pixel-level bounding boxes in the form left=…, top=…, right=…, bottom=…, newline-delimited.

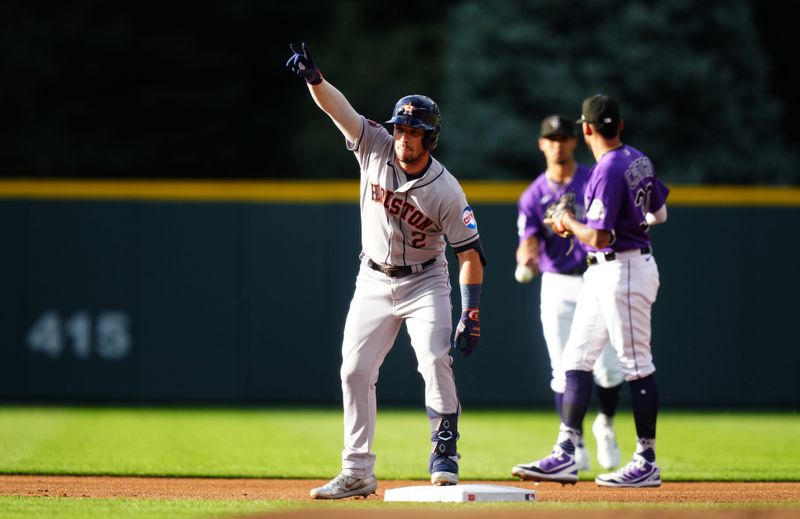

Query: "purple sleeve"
left=649, top=177, right=670, bottom=212
left=517, top=187, right=542, bottom=242
left=585, top=169, right=622, bottom=232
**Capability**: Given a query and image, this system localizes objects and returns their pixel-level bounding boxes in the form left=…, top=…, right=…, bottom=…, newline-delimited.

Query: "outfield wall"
left=1, top=181, right=798, bottom=407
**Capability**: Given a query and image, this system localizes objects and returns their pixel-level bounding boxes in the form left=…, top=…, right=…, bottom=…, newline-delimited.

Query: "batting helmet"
left=386, top=94, right=441, bottom=151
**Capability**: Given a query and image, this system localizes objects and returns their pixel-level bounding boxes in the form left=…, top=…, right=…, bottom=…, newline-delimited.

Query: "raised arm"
left=286, top=42, right=361, bottom=143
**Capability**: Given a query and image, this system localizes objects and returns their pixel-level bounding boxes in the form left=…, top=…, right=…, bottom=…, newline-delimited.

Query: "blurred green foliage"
left=1, top=1, right=797, bottom=183
left=439, top=0, right=799, bottom=183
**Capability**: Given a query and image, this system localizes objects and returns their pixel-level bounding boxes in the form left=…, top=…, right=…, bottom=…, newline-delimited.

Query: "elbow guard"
left=453, top=238, right=487, bottom=266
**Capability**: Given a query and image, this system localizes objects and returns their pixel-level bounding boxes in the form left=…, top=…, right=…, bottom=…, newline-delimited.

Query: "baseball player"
left=511, top=94, right=668, bottom=488
left=286, top=42, right=486, bottom=499
left=512, top=114, right=623, bottom=475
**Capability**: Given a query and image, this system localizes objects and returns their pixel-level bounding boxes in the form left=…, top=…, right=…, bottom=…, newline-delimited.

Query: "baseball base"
left=383, top=484, right=536, bottom=502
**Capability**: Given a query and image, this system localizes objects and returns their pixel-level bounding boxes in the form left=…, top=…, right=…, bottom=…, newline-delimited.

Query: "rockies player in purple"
left=512, top=94, right=668, bottom=487
left=287, top=43, right=486, bottom=499
left=512, top=115, right=623, bottom=476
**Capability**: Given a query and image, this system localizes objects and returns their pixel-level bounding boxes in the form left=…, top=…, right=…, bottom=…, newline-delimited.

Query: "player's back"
left=586, top=145, right=667, bottom=251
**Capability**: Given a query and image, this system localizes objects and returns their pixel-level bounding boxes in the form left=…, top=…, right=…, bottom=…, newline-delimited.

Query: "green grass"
left=0, top=496, right=305, bottom=519
left=1, top=406, right=799, bottom=518
left=0, top=406, right=798, bottom=481
left=5, top=497, right=797, bottom=519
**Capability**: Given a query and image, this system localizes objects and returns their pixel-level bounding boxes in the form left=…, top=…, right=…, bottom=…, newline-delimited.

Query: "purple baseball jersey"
left=583, top=145, right=669, bottom=253
left=517, top=164, right=591, bottom=274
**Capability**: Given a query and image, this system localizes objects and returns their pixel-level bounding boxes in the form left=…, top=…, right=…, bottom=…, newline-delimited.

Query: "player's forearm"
left=562, top=215, right=612, bottom=249
left=457, top=249, right=484, bottom=285
left=516, top=238, right=539, bottom=270
left=308, top=81, right=361, bottom=142
left=645, top=204, right=668, bottom=225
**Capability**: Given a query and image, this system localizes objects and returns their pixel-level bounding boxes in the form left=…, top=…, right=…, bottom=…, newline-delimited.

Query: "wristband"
left=460, top=284, right=481, bottom=311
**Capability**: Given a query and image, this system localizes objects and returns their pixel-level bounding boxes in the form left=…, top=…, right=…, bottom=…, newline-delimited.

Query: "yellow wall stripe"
left=1, top=179, right=799, bottom=206
left=0, top=180, right=358, bottom=203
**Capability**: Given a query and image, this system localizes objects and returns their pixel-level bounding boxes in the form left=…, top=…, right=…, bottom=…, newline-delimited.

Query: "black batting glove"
left=453, top=308, right=480, bottom=357
left=286, top=42, right=322, bottom=85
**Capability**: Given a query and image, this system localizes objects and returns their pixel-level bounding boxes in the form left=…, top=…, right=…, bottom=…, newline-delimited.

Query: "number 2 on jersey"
left=410, top=231, right=426, bottom=248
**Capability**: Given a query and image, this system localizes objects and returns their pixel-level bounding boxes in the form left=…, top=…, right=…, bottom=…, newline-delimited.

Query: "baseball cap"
left=539, top=115, right=575, bottom=138
left=576, top=94, right=620, bottom=126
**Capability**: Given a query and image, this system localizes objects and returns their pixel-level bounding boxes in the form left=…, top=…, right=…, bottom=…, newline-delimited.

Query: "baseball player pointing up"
left=513, top=94, right=668, bottom=488
left=286, top=42, right=486, bottom=499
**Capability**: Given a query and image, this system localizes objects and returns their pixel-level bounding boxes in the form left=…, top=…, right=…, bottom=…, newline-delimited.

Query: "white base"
left=383, top=484, right=536, bottom=503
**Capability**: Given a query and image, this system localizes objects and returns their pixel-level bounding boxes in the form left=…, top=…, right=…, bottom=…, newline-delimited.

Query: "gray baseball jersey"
left=348, top=116, right=480, bottom=265
left=338, top=116, right=480, bottom=478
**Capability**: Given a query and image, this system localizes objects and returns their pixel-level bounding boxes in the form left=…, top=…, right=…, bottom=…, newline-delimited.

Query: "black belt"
left=367, top=257, right=436, bottom=278
left=564, top=265, right=587, bottom=276
left=587, top=246, right=652, bottom=266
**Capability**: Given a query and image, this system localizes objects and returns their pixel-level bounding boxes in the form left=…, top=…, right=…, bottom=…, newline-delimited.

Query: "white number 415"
left=26, top=311, right=132, bottom=360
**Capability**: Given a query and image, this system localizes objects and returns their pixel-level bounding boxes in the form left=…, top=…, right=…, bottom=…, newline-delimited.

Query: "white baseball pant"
left=540, top=272, right=623, bottom=393
left=561, top=252, right=660, bottom=380
left=339, top=259, right=459, bottom=478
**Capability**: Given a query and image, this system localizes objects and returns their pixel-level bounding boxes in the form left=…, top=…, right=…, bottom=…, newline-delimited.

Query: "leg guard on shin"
left=427, top=408, right=460, bottom=483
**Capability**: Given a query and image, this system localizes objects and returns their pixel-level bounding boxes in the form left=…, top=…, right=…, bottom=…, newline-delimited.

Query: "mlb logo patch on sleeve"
left=462, top=206, right=478, bottom=229
left=586, top=199, right=605, bottom=220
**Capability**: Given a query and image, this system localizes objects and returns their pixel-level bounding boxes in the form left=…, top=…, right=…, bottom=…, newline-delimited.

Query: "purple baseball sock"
left=630, top=374, right=658, bottom=439
left=554, top=391, right=564, bottom=416
left=595, top=382, right=622, bottom=418
left=561, top=370, right=593, bottom=433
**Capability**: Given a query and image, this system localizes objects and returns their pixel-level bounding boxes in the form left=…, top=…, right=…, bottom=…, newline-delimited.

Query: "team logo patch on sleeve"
left=516, top=213, right=527, bottom=237
left=586, top=199, right=605, bottom=221
left=462, top=206, right=478, bottom=229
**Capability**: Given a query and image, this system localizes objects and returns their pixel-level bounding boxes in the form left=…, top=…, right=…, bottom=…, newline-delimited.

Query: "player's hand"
left=453, top=308, right=480, bottom=357
left=515, top=262, right=537, bottom=284
left=286, top=42, right=323, bottom=85
left=544, top=192, right=576, bottom=237
left=544, top=213, right=573, bottom=237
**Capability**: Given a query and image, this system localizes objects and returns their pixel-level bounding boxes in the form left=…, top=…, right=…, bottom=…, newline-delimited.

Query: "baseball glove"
left=544, top=192, right=576, bottom=237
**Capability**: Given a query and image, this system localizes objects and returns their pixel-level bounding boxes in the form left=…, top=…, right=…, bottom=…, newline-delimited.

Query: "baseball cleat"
left=310, top=472, right=377, bottom=499
left=511, top=443, right=578, bottom=484
left=429, top=453, right=460, bottom=486
left=575, top=440, right=590, bottom=472
left=595, top=454, right=661, bottom=488
left=592, top=414, right=621, bottom=470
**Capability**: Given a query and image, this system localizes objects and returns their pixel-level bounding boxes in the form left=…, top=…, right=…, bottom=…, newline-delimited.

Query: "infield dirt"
left=2, top=476, right=799, bottom=518
left=1, top=475, right=799, bottom=502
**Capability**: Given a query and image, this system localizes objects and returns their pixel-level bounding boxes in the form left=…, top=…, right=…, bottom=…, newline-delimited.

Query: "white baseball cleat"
left=595, top=454, right=661, bottom=488
left=310, top=472, right=377, bottom=499
left=575, top=440, right=590, bottom=472
left=511, top=442, right=578, bottom=484
left=592, top=414, right=621, bottom=470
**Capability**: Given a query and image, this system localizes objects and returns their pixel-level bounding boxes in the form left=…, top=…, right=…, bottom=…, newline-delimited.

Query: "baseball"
left=515, top=264, right=534, bottom=284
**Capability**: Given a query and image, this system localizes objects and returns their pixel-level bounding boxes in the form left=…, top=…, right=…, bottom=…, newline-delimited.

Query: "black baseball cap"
left=576, top=94, right=620, bottom=126
left=539, top=115, right=575, bottom=138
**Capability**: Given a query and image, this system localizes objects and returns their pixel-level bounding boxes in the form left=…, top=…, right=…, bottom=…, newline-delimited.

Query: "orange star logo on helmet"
left=401, top=102, right=415, bottom=115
